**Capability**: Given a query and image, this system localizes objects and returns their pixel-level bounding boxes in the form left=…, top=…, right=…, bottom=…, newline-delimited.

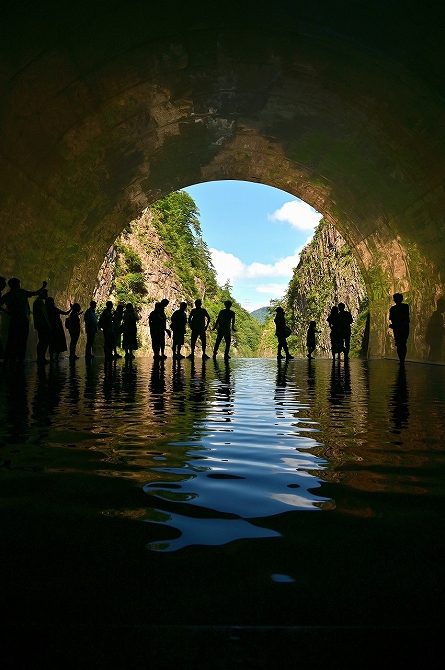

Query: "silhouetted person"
left=149, top=302, right=170, bottom=359
left=84, top=300, right=98, bottom=359
left=112, top=303, right=125, bottom=359
left=159, top=298, right=171, bottom=358
left=66, top=302, right=82, bottom=360
left=188, top=299, right=211, bottom=359
left=273, top=306, right=293, bottom=361
left=0, top=277, right=47, bottom=362
left=46, top=296, right=71, bottom=361
left=338, top=302, right=353, bottom=358
left=33, top=289, right=51, bottom=364
left=98, top=301, right=114, bottom=362
left=213, top=300, right=236, bottom=360
left=327, top=305, right=342, bottom=360
left=122, top=303, right=139, bottom=359
left=389, top=293, right=410, bottom=363
left=170, top=301, right=187, bottom=359
left=306, top=320, right=319, bottom=359
left=425, top=297, right=445, bottom=362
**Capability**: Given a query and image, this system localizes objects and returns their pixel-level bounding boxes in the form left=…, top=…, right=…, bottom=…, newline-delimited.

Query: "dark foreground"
left=1, top=357, right=444, bottom=666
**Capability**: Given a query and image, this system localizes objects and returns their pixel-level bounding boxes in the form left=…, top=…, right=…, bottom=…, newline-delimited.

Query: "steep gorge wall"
left=259, top=219, right=368, bottom=357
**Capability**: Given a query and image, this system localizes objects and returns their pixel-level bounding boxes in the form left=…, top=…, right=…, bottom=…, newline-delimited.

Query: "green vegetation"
left=107, top=191, right=262, bottom=357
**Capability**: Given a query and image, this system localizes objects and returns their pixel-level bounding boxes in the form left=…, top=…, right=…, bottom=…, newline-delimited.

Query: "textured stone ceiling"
left=1, top=0, right=445, bottom=360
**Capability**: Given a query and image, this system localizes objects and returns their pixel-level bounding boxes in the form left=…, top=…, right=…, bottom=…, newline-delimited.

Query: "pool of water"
left=1, top=357, right=444, bottom=628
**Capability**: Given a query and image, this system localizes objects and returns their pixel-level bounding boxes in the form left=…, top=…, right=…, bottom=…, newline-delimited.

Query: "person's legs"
left=188, top=330, right=198, bottom=358
left=223, top=331, right=231, bottom=358
left=213, top=331, right=223, bottom=357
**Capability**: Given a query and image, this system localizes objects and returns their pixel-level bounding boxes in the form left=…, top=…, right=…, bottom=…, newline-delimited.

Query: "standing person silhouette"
left=213, top=300, right=236, bottom=360
left=33, top=289, right=51, bottom=364
left=389, top=293, right=410, bottom=363
left=66, top=302, right=82, bottom=360
left=121, top=303, right=139, bottom=359
left=112, top=303, right=124, bottom=359
left=338, top=302, right=353, bottom=359
left=170, top=301, right=188, bottom=359
left=327, top=305, right=342, bottom=360
left=188, top=299, right=211, bottom=359
left=46, top=296, right=71, bottom=361
left=84, top=300, right=98, bottom=360
left=0, top=277, right=47, bottom=362
left=306, top=321, right=319, bottom=359
left=159, top=298, right=171, bottom=359
left=274, top=306, right=293, bottom=361
left=98, top=301, right=114, bottom=362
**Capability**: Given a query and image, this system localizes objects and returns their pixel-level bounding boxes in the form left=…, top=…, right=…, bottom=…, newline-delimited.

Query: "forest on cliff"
left=95, top=191, right=368, bottom=358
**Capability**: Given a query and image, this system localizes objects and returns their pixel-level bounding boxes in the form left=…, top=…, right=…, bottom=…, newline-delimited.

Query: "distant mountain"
left=250, top=306, right=270, bottom=324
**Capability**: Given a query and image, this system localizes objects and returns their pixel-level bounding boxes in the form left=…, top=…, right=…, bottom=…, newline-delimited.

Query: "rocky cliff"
left=259, top=219, right=369, bottom=357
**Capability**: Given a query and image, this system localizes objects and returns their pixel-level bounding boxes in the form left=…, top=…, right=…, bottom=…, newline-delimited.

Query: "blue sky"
left=184, top=181, right=322, bottom=312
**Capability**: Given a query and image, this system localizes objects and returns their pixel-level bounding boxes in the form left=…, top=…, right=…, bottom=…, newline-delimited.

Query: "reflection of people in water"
left=389, top=364, right=409, bottom=432
left=425, top=297, right=445, bottom=362
left=389, top=293, right=410, bottom=363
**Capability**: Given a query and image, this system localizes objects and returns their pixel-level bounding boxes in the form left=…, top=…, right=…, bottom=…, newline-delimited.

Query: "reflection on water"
left=1, top=357, right=445, bottom=625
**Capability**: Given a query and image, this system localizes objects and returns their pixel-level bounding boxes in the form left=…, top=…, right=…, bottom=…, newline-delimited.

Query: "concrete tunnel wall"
left=1, top=0, right=445, bottom=362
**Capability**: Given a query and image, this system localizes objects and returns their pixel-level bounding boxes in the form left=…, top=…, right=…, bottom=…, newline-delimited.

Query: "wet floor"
left=1, top=356, right=444, bottom=634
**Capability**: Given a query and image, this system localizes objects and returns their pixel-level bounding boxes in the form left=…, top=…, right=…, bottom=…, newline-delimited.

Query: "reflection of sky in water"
left=144, top=361, right=330, bottom=550
left=146, top=510, right=280, bottom=552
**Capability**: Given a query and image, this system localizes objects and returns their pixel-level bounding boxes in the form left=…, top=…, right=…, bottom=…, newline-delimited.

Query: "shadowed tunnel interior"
left=1, top=0, right=445, bottom=361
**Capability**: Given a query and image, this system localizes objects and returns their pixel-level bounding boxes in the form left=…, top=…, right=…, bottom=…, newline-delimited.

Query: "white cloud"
left=255, top=283, right=288, bottom=296
left=268, top=200, right=322, bottom=232
left=210, top=246, right=306, bottom=284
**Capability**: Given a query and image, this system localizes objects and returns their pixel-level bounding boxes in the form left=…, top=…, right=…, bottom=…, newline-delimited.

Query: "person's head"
left=224, top=300, right=232, bottom=308
left=72, top=302, right=81, bottom=313
left=116, top=303, right=124, bottom=313
left=39, top=289, right=48, bottom=299
left=106, top=301, right=113, bottom=310
left=194, top=299, right=202, bottom=307
left=276, top=306, right=284, bottom=314
left=180, top=301, right=187, bottom=311
left=0, top=276, right=6, bottom=292
left=154, top=302, right=161, bottom=311
left=90, top=300, right=97, bottom=310
left=310, top=320, right=316, bottom=327
left=125, top=303, right=133, bottom=311
left=338, top=302, right=345, bottom=311
left=160, top=298, right=169, bottom=308
left=330, top=305, right=338, bottom=314
left=46, top=296, right=54, bottom=306
left=437, top=297, right=445, bottom=313
left=393, top=293, right=403, bottom=304
left=8, top=277, right=20, bottom=290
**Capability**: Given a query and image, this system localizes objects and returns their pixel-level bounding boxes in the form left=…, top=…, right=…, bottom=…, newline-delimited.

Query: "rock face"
left=258, top=219, right=368, bottom=358
left=93, top=209, right=205, bottom=351
left=286, top=219, right=368, bottom=357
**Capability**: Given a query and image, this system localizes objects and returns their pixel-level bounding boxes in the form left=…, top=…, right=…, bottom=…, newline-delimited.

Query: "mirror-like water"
left=1, top=357, right=444, bottom=627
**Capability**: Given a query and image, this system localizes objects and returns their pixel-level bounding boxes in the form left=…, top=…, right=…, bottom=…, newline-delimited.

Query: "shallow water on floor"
left=1, top=356, right=445, bottom=626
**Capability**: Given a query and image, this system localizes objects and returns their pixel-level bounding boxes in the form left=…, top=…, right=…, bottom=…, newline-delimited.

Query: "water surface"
left=1, top=357, right=444, bottom=627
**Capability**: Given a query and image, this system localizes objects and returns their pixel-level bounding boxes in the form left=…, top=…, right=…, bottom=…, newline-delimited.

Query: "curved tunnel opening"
left=1, top=9, right=445, bottom=362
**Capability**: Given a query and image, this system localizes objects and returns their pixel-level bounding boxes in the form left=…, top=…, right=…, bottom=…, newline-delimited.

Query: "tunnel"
left=1, top=0, right=445, bottom=362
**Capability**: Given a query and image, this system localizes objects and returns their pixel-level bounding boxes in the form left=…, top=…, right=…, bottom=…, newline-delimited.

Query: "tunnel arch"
left=1, top=1, right=445, bottom=361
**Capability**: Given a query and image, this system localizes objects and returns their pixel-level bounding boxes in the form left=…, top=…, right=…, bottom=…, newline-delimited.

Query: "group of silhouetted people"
left=1, top=274, right=441, bottom=366
left=149, top=298, right=236, bottom=361
left=0, top=276, right=141, bottom=365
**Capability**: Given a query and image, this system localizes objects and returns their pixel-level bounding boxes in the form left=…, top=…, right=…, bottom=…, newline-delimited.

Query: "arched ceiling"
left=1, top=0, right=445, bottom=360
